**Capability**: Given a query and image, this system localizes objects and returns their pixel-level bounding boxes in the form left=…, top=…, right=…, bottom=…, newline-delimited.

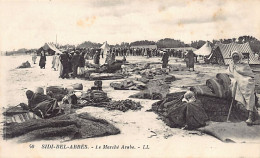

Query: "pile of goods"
left=191, top=73, right=232, bottom=99
left=46, top=86, right=68, bottom=101
left=80, top=90, right=111, bottom=103
left=16, top=61, right=31, bottom=69
left=98, top=60, right=124, bottom=73
left=106, top=99, right=142, bottom=112
left=76, top=92, right=142, bottom=112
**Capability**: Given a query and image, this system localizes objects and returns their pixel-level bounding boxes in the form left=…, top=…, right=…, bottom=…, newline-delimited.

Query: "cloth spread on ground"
left=3, top=112, right=120, bottom=143
left=198, top=122, right=260, bottom=143
left=3, top=105, right=41, bottom=124
left=3, top=104, right=30, bottom=116
left=79, top=90, right=111, bottom=103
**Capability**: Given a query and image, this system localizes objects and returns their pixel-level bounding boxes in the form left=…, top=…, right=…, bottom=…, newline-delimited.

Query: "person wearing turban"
left=227, top=51, right=257, bottom=124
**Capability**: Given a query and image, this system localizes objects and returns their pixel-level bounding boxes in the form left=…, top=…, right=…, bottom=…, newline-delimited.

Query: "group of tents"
left=194, top=41, right=260, bottom=65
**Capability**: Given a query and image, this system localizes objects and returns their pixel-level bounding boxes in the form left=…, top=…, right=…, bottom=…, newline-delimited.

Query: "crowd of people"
left=34, top=47, right=196, bottom=79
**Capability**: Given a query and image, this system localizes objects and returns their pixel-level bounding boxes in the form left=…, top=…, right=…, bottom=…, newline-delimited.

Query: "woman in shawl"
left=227, top=51, right=257, bottom=124
left=39, top=51, right=46, bottom=69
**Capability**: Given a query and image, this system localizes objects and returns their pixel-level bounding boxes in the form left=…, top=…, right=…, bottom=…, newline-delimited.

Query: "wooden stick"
left=227, top=81, right=237, bottom=122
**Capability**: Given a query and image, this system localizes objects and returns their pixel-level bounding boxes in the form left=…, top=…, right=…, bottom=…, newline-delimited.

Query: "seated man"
left=26, top=89, right=62, bottom=118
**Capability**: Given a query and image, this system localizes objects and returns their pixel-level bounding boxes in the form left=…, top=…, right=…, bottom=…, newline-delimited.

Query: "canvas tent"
left=100, top=41, right=110, bottom=65
left=39, top=43, right=62, bottom=55
left=194, top=41, right=212, bottom=56
left=210, top=42, right=260, bottom=65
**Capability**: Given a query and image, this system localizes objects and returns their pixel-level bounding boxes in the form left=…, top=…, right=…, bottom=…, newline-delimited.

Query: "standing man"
left=111, top=50, right=116, bottom=63
left=77, top=52, right=85, bottom=78
left=93, top=51, right=100, bottom=65
left=60, top=51, right=70, bottom=79
left=162, top=51, right=169, bottom=68
left=39, top=51, right=46, bottom=69
left=71, top=50, right=80, bottom=78
left=186, top=50, right=195, bottom=71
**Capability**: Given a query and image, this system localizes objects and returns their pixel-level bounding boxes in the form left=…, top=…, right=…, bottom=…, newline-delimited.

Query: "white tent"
left=100, top=41, right=110, bottom=65
left=42, top=43, right=62, bottom=55
left=194, top=41, right=212, bottom=56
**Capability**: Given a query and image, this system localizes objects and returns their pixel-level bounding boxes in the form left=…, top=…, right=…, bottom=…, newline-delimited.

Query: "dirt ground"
left=1, top=55, right=260, bottom=158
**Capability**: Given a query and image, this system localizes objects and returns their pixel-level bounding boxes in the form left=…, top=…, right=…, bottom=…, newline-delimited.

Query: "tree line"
left=5, top=35, right=260, bottom=55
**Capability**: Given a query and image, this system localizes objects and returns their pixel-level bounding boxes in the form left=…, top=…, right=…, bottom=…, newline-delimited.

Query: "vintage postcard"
left=0, top=0, right=260, bottom=157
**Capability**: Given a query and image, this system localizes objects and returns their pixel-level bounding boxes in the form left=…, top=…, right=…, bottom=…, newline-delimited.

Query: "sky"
left=1, top=0, right=260, bottom=51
